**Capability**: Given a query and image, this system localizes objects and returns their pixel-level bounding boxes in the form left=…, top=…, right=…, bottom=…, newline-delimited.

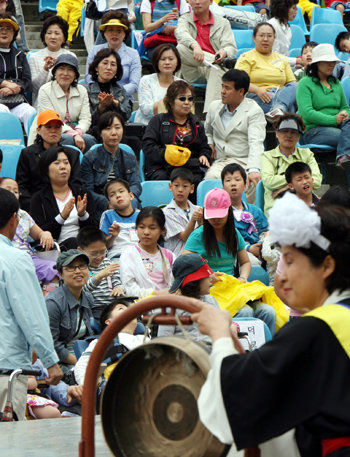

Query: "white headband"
left=269, top=193, right=331, bottom=251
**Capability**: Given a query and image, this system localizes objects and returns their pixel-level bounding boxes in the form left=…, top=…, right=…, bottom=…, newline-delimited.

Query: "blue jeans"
left=235, top=302, right=276, bottom=336
left=61, top=133, right=97, bottom=153
left=247, top=82, right=298, bottom=114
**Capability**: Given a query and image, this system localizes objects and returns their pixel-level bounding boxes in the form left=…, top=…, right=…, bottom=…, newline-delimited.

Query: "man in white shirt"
left=205, top=69, right=266, bottom=202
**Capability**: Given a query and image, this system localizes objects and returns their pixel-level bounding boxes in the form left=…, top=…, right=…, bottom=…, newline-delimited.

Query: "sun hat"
left=311, top=43, right=340, bottom=64
left=0, top=16, right=19, bottom=31
left=99, top=19, right=128, bottom=31
left=55, top=249, right=89, bottom=271
left=52, top=53, right=80, bottom=78
left=169, top=254, right=214, bottom=293
left=204, top=188, right=231, bottom=219
left=37, top=110, right=64, bottom=127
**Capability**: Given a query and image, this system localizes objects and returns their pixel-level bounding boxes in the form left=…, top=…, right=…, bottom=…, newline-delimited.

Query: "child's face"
left=105, top=303, right=138, bottom=330
left=169, top=177, right=194, bottom=204
left=207, top=212, right=228, bottom=230
left=222, top=171, right=245, bottom=202
left=107, top=182, right=133, bottom=212
left=81, top=240, right=107, bottom=268
left=0, top=178, right=19, bottom=200
left=289, top=171, right=314, bottom=197
left=137, top=216, right=165, bottom=249
left=199, top=276, right=211, bottom=295
left=301, top=46, right=314, bottom=68
left=339, top=37, right=350, bottom=53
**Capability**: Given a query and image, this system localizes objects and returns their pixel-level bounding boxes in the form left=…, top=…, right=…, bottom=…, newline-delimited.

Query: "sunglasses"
left=176, top=96, right=194, bottom=102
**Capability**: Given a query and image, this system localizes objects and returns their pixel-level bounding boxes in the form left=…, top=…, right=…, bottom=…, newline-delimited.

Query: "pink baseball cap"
left=204, top=188, right=231, bottom=219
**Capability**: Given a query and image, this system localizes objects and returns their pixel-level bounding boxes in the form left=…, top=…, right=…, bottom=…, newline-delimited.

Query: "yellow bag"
left=164, top=144, right=191, bottom=167
left=210, top=274, right=289, bottom=332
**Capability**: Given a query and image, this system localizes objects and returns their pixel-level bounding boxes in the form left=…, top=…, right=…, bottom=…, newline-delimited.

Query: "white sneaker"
left=265, top=108, right=284, bottom=123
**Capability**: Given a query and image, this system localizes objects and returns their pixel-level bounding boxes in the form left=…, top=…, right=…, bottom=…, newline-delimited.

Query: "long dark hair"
left=306, top=62, right=337, bottom=83
left=270, top=0, right=297, bottom=23
left=203, top=208, right=237, bottom=258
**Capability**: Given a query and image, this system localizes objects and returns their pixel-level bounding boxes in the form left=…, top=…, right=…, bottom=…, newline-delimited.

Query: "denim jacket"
left=81, top=144, right=141, bottom=212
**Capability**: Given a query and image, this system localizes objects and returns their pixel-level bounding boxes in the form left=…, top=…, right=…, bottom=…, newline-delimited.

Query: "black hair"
left=151, top=43, right=181, bottom=74
left=88, top=48, right=123, bottom=83
left=270, top=0, right=297, bottom=23
left=222, top=69, right=250, bottom=95
left=136, top=206, right=166, bottom=243
left=99, top=298, right=133, bottom=330
left=306, top=62, right=337, bottom=83
left=39, top=145, right=73, bottom=178
left=298, top=205, right=350, bottom=294
left=77, top=227, right=107, bottom=248
left=0, top=188, right=19, bottom=229
left=104, top=178, right=130, bottom=198
left=203, top=207, right=237, bottom=258
left=221, top=163, right=247, bottom=184
left=164, top=80, right=195, bottom=114
left=0, top=148, right=2, bottom=163
left=40, top=15, right=69, bottom=46
left=285, top=161, right=312, bottom=184
left=180, top=280, right=202, bottom=299
left=169, top=167, right=194, bottom=184
left=301, top=41, right=318, bottom=54
left=98, top=110, right=125, bottom=135
left=253, top=22, right=275, bottom=37
left=319, top=185, right=350, bottom=209
left=335, top=30, right=350, bottom=51
left=100, top=10, right=131, bottom=41
left=0, top=12, right=19, bottom=44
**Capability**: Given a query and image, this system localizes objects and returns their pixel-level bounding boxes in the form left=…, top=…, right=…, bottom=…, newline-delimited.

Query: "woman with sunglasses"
left=143, top=80, right=212, bottom=192
left=46, top=250, right=94, bottom=374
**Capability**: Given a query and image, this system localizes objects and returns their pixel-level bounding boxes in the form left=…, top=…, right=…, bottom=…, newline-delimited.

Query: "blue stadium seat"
left=310, top=23, right=347, bottom=45
left=224, top=4, right=255, bottom=12
left=248, top=265, right=270, bottom=286
left=255, top=180, right=265, bottom=212
left=140, top=180, right=173, bottom=207
left=289, top=6, right=309, bottom=36
left=81, top=6, right=86, bottom=36
left=236, top=47, right=253, bottom=58
left=27, top=111, right=36, bottom=134
left=139, top=149, right=146, bottom=181
left=310, top=7, right=343, bottom=28
left=232, top=29, right=254, bottom=49
left=129, top=111, right=136, bottom=123
left=64, top=144, right=84, bottom=162
left=39, top=0, right=58, bottom=13
left=342, top=77, right=350, bottom=105
left=297, top=141, right=333, bottom=151
left=196, top=179, right=247, bottom=207
left=0, top=112, right=25, bottom=146
left=289, top=24, right=306, bottom=50
left=336, top=50, right=349, bottom=61
left=26, top=49, right=39, bottom=62
left=0, top=144, right=24, bottom=179
left=87, top=143, right=136, bottom=156
left=289, top=47, right=301, bottom=58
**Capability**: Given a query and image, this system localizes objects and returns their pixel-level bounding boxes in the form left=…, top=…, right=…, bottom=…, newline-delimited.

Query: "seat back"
left=38, top=0, right=58, bottom=12
left=310, top=23, right=347, bottom=45
left=255, top=180, right=265, bottom=211
left=289, top=6, right=309, bottom=35
left=224, top=4, right=255, bottom=12
left=232, top=29, right=254, bottom=49
left=196, top=180, right=247, bottom=207
left=0, top=112, right=25, bottom=145
left=0, top=144, right=24, bottom=179
left=236, top=47, right=253, bottom=58
left=310, top=6, right=343, bottom=27
left=139, top=149, right=146, bottom=181
left=341, top=77, right=350, bottom=105
left=289, top=24, right=306, bottom=50
left=140, top=180, right=173, bottom=207
left=289, top=47, right=301, bottom=58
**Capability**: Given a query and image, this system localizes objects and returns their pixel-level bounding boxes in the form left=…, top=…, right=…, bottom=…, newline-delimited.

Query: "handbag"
left=0, top=92, right=26, bottom=109
left=85, top=0, right=103, bottom=20
left=164, top=144, right=191, bottom=167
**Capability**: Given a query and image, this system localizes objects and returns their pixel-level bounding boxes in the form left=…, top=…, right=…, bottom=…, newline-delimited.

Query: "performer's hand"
left=192, top=301, right=232, bottom=342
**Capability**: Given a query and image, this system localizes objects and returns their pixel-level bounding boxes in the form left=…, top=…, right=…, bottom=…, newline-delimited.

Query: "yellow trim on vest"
left=305, top=304, right=350, bottom=358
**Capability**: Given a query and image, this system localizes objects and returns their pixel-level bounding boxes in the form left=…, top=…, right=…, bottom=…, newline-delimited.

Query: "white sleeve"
left=119, top=250, right=154, bottom=298
left=179, top=0, right=190, bottom=15
left=73, top=339, right=98, bottom=385
left=140, top=0, right=151, bottom=14
left=198, top=337, right=237, bottom=445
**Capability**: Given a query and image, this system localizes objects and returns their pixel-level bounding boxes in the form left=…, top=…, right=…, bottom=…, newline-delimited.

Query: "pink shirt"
left=193, top=11, right=215, bottom=55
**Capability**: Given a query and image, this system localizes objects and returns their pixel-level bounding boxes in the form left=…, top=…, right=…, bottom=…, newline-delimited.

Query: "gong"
left=101, top=337, right=229, bottom=457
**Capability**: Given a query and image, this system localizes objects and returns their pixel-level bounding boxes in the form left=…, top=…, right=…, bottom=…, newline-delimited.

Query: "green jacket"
left=261, top=146, right=323, bottom=215
left=296, top=75, right=350, bottom=131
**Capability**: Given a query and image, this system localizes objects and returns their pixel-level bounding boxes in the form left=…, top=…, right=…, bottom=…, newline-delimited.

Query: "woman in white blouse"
left=28, top=15, right=76, bottom=108
left=134, top=43, right=181, bottom=125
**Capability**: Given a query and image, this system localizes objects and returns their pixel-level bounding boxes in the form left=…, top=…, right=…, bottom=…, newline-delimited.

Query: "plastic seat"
left=27, top=111, right=36, bottom=134
left=139, top=149, right=146, bottom=181
left=87, top=142, right=136, bottom=156
left=342, top=77, right=350, bottom=105
left=310, top=7, right=343, bottom=28
left=78, top=79, right=86, bottom=84
left=63, top=144, right=84, bottom=162
left=196, top=179, right=247, bottom=207
left=26, top=49, right=39, bottom=62
left=224, top=4, right=255, bottom=12
left=129, top=111, right=136, bottom=123
left=81, top=6, right=86, bottom=36
left=0, top=144, right=24, bottom=179
left=232, top=29, right=254, bottom=49
left=297, top=141, right=334, bottom=151
left=38, top=0, right=58, bottom=13
left=255, top=180, right=265, bottom=212
left=0, top=112, right=25, bottom=146
left=310, top=23, right=347, bottom=45
left=248, top=265, right=269, bottom=286
left=289, top=24, right=306, bottom=50
left=236, top=47, right=253, bottom=58
left=289, top=47, right=301, bottom=58
left=336, top=50, right=349, bottom=61
left=140, top=180, right=173, bottom=207
left=289, top=6, right=309, bottom=36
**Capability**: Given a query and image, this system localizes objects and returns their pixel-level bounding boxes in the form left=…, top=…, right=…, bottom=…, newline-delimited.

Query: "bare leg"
left=31, top=405, right=61, bottom=419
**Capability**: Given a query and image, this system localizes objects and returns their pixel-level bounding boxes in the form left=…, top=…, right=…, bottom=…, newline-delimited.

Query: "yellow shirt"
left=236, top=48, right=296, bottom=89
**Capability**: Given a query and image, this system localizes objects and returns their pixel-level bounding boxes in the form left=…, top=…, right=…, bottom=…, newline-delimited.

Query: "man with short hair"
left=204, top=69, right=266, bottom=201
left=175, top=0, right=236, bottom=112
left=0, top=188, right=62, bottom=420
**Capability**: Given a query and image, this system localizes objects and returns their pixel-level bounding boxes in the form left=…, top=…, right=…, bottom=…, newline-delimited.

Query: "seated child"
left=221, top=163, right=268, bottom=265
left=74, top=298, right=147, bottom=386
left=100, top=178, right=140, bottom=261
left=294, top=41, right=318, bottom=81
left=285, top=161, right=319, bottom=207
left=163, top=168, right=203, bottom=257
left=158, top=254, right=221, bottom=341
left=334, top=31, right=350, bottom=81
left=120, top=206, right=175, bottom=298
left=77, top=227, right=124, bottom=320
left=0, top=177, right=60, bottom=288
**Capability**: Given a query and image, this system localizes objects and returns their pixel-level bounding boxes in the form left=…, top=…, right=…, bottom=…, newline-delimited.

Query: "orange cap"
left=37, top=110, right=64, bottom=127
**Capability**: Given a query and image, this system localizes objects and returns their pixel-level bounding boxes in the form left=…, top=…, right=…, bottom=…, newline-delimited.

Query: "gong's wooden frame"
left=79, top=295, right=243, bottom=457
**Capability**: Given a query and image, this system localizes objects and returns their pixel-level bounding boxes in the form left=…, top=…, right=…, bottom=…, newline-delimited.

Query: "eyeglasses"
left=85, top=249, right=107, bottom=259
left=176, top=96, right=194, bottom=102
left=63, top=264, right=89, bottom=272
left=0, top=26, right=13, bottom=32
